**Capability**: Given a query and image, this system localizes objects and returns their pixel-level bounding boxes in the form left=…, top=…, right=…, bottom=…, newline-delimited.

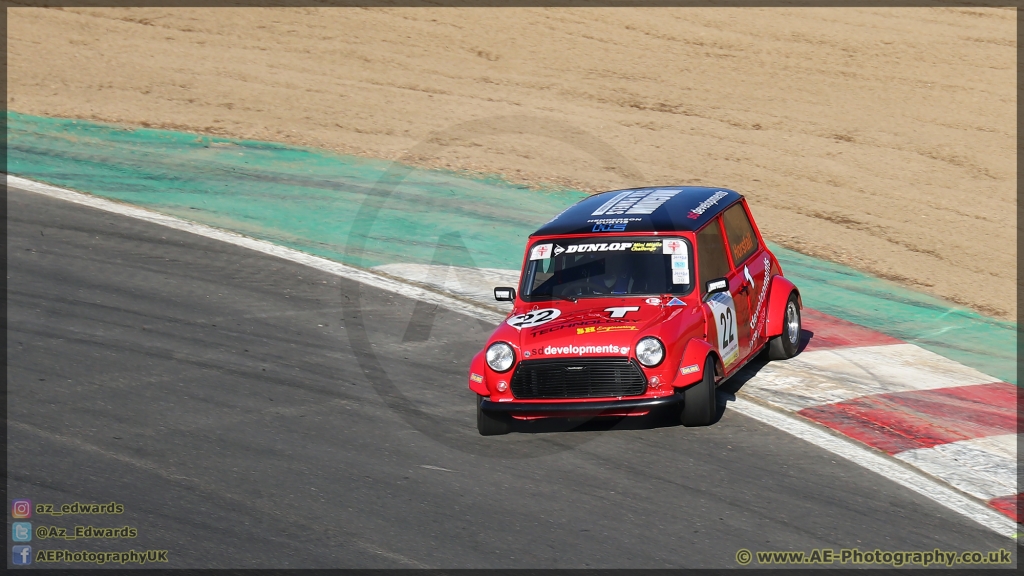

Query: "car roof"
left=530, top=186, right=744, bottom=237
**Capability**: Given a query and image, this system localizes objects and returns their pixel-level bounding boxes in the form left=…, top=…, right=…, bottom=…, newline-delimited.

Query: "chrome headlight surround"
left=635, top=337, right=665, bottom=368
left=485, top=342, right=516, bottom=373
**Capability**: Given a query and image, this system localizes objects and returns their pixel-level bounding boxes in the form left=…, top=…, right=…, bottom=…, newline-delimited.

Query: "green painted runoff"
left=7, top=112, right=1016, bottom=384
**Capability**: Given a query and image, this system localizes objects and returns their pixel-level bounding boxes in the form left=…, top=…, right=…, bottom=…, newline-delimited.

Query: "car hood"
left=499, top=297, right=693, bottom=359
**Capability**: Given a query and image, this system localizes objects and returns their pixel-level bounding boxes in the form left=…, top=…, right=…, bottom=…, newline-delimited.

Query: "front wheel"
left=477, top=396, right=511, bottom=436
left=681, top=356, right=717, bottom=427
left=768, top=292, right=801, bottom=360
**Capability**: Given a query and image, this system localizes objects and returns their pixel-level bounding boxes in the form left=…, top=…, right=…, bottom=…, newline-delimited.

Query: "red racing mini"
left=468, top=186, right=803, bottom=435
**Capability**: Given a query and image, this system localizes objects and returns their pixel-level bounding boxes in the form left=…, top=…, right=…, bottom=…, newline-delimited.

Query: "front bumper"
left=480, top=392, right=684, bottom=418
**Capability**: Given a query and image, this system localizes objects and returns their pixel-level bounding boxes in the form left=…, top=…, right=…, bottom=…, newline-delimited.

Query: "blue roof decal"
left=531, top=186, right=744, bottom=237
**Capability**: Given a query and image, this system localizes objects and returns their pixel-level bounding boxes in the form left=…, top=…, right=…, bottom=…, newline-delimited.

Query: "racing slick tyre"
left=477, top=396, right=512, bottom=436
left=681, top=356, right=717, bottom=427
left=768, top=292, right=802, bottom=361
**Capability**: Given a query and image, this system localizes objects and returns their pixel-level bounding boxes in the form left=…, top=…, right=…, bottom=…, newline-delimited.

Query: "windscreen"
left=521, top=237, right=693, bottom=301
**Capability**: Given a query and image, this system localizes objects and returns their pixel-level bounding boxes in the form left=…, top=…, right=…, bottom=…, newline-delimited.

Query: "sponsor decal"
left=588, top=217, right=641, bottom=224
left=507, top=308, right=561, bottom=329
left=529, top=318, right=641, bottom=337
left=679, top=364, right=700, bottom=375
left=576, top=325, right=639, bottom=335
left=605, top=306, right=640, bottom=318
left=593, top=223, right=627, bottom=232
left=645, top=297, right=662, bottom=305
left=564, top=242, right=633, bottom=253
left=553, top=244, right=566, bottom=257
left=533, top=344, right=631, bottom=357
left=752, top=314, right=768, bottom=352
left=591, top=189, right=681, bottom=216
left=747, top=257, right=772, bottom=349
left=588, top=217, right=643, bottom=233
left=590, top=191, right=633, bottom=216
left=687, top=190, right=729, bottom=220
left=671, top=253, right=690, bottom=284
left=732, top=232, right=754, bottom=258
left=529, top=243, right=553, bottom=260
left=666, top=297, right=686, bottom=307
left=470, top=373, right=483, bottom=383
left=630, top=241, right=662, bottom=252
left=663, top=239, right=686, bottom=255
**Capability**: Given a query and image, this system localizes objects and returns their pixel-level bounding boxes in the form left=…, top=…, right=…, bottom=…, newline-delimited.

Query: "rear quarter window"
left=696, top=218, right=731, bottom=295
left=721, top=202, right=759, bottom=265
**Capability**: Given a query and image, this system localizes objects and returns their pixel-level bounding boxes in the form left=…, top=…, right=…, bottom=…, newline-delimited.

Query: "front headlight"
left=635, top=337, right=665, bottom=367
left=486, top=342, right=516, bottom=372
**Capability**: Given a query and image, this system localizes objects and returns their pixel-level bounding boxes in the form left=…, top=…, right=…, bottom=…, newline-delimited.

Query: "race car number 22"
left=507, top=308, right=562, bottom=329
left=719, top=308, right=735, bottom=349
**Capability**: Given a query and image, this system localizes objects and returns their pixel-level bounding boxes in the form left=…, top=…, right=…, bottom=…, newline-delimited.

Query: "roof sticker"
left=591, top=189, right=680, bottom=216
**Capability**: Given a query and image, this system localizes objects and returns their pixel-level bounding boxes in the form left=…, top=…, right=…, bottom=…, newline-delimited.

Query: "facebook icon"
left=12, top=545, right=32, bottom=565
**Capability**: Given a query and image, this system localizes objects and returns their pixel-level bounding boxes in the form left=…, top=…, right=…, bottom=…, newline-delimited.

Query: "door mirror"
left=704, top=278, right=729, bottom=298
left=494, top=287, right=516, bottom=302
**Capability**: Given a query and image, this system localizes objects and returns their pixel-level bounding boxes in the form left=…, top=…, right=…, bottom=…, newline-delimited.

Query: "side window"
left=697, top=218, right=731, bottom=295
left=721, top=202, right=759, bottom=266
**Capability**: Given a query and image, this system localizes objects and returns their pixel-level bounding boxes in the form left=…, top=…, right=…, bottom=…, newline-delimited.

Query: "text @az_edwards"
left=735, top=547, right=1013, bottom=567
left=34, top=525, right=138, bottom=540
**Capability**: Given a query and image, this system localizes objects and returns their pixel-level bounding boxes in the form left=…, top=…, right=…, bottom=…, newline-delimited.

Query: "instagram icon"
left=11, top=500, right=32, bottom=519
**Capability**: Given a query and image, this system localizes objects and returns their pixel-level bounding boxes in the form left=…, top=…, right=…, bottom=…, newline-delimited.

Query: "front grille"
left=510, top=358, right=648, bottom=399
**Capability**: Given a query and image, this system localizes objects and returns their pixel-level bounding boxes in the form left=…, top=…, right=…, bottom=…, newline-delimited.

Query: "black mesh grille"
left=510, top=358, right=648, bottom=399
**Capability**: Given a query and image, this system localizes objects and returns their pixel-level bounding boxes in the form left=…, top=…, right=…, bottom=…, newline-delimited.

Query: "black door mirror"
left=494, top=287, right=516, bottom=302
left=704, top=277, right=729, bottom=298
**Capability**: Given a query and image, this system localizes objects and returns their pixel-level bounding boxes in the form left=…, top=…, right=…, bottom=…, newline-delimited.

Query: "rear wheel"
left=477, top=396, right=511, bottom=436
left=681, top=356, right=717, bottom=427
left=768, top=293, right=801, bottom=360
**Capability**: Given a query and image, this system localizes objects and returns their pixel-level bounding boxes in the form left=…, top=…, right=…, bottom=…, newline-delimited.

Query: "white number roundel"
left=506, top=308, right=561, bottom=330
left=706, top=291, right=739, bottom=367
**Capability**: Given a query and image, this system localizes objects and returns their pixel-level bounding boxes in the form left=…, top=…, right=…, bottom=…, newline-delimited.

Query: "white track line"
left=8, top=174, right=1019, bottom=540
left=7, top=175, right=506, bottom=325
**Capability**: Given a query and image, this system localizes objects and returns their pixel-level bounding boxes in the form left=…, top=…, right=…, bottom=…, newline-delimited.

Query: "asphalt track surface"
left=6, top=186, right=1015, bottom=568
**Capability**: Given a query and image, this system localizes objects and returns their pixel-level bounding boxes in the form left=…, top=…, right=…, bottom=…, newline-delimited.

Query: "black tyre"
left=477, top=396, right=511, bottom=436
left=768, top=292, right=801, bottom=360
left=681, top=356, right=717, bottom=427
